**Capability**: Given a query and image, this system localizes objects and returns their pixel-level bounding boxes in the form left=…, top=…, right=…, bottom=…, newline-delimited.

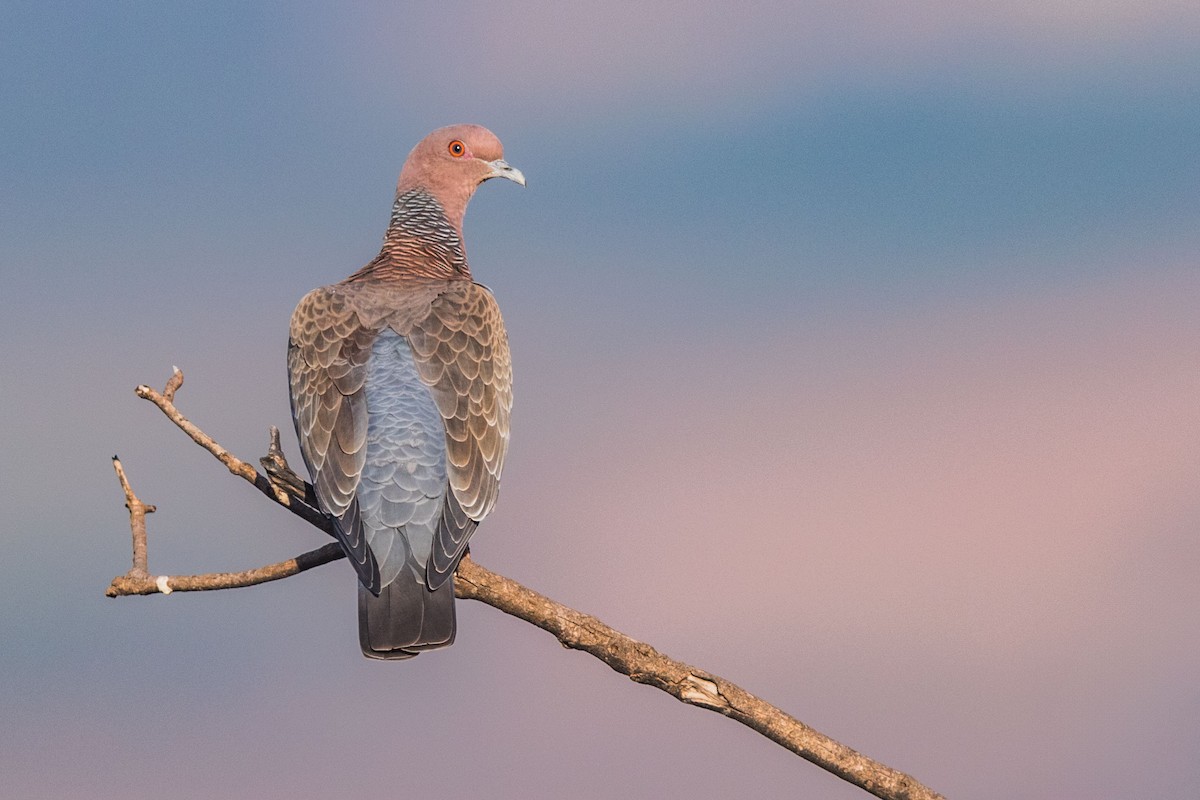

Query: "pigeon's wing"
left=404, top=281, right=512, bottom=587
left=288, top=286, right=379, bottom=592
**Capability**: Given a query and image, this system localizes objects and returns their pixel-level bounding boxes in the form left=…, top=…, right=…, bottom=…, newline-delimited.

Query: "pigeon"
left=287, top=124, right=522, bottom=659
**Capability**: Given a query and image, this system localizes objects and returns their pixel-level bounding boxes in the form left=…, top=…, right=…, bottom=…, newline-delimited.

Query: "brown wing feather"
left=288, top=287, right=380, bottom=590
left=404, top=282, right=512, bottom=522
left=401, top=282, right=511, bottom=586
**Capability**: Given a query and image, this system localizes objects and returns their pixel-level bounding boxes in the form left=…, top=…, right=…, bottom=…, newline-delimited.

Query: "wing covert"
left=403, top=282, right=511, bottom=586
left=288, top=287, right=381, bottom=592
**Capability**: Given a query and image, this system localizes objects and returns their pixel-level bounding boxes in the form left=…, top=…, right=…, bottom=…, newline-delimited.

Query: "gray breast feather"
left=357, top=329, right=448, bottom=587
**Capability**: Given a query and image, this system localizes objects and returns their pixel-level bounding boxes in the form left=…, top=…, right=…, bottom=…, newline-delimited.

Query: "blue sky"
left=2, top=3, right=1198, bottom=799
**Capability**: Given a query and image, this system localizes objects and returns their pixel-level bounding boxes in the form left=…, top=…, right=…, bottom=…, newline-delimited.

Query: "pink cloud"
left=461, top=259, right=1199, bottom=795
left=309, top=1, right=1200, bottom=115
left=492, top=263, right=1200, bottom=685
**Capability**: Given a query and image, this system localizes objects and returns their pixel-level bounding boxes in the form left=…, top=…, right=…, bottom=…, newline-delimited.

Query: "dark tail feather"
left=358, top=575, right=456, bottom=660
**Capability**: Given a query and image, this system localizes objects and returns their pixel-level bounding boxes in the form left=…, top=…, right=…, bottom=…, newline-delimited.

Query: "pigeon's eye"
left=448, top=140, right=466, bottom=158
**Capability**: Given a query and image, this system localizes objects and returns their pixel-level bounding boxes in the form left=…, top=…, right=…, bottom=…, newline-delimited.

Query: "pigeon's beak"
left=486, top=159, right=526, bottom=187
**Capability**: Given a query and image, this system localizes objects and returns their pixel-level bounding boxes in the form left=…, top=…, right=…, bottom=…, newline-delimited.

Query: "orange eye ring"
left=448, top=140, right=466, bottom=157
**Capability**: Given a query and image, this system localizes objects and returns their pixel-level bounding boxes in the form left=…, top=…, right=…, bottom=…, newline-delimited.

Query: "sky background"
left=2, top=2, right=1198, bottom=798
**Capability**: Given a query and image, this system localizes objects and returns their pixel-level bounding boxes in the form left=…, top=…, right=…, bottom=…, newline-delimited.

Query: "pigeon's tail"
left=357, top=576, right=456, bottom=660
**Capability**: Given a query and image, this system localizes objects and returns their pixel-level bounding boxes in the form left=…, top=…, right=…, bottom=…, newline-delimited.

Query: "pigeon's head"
left=397, top=124, right=524, bottom=224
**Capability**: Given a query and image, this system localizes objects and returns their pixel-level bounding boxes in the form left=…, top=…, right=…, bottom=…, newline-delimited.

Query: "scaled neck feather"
left=349, top=188, right=471, bottom=282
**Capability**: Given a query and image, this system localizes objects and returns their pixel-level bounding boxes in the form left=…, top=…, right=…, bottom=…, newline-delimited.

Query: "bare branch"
left=163, top=364, right=184, bottom=403
left=109, top=368, right=946, bottom=800
left=111, top=456, right=154, bottom=578
left=106, top=450, right=346, bottom=598
left=106, top=542, right=345, bottom=596
left=453, top=556, right=942, bottom=800
left=134, top=373, right=333, bottom=535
